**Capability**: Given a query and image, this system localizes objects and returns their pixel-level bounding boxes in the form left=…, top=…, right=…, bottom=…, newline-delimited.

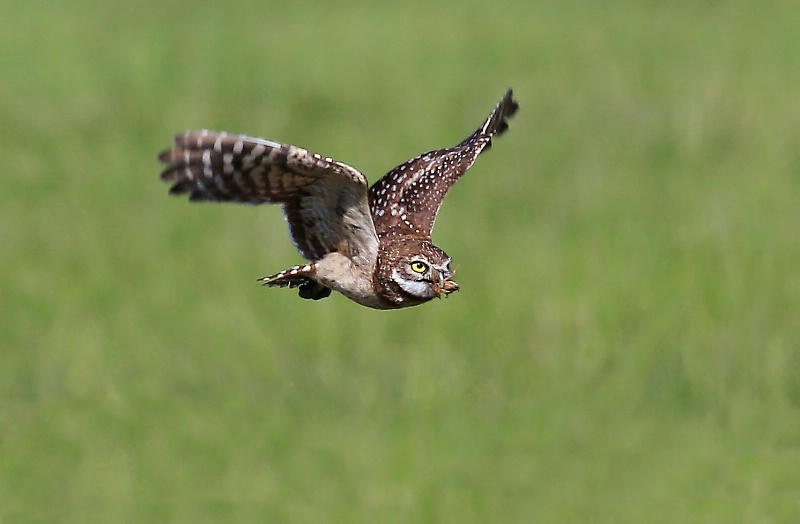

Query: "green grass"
left=2, top=0, right=800, bottom=521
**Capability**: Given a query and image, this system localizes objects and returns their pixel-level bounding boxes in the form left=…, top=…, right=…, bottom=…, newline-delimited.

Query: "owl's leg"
left=297, top=281, right=332, bottom=300
left=258, top=264, right=332, bottom=300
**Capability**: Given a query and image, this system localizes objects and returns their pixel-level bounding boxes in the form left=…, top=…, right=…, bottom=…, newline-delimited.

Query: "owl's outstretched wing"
left=159, top=131, right=379, bottom=262
left=368, top=89, right=519, bottom=238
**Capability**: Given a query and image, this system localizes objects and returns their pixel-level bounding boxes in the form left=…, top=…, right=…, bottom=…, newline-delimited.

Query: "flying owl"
left=158, top=89, right=518, bottom=309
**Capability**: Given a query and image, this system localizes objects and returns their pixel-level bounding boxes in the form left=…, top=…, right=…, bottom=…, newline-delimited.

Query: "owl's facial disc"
left=391, top=257, right=458, bottom=300
left=391, top=267, right=437, bottom=298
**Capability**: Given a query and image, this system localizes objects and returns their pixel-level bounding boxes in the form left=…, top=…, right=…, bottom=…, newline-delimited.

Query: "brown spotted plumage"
left=158, top=89, right=518, bottom=309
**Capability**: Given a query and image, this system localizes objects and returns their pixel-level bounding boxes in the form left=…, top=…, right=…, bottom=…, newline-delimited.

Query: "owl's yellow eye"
left=410, top=261, right=428, bottom=273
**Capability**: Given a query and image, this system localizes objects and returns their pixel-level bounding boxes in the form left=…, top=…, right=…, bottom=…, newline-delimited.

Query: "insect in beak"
left=432, top=268, right=459, bottom=298
left=442, top=278, right=459, bottom=295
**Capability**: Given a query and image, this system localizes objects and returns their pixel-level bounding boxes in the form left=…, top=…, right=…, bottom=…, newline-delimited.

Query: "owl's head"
left=378, top=237, right=459, bottom=307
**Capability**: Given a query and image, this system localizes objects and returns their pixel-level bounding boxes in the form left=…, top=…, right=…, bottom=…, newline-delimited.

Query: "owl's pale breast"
left=313, top=252, right=389, bottom=309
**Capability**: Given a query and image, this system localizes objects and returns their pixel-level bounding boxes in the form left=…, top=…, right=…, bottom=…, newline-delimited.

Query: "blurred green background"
left=2, top=0, right=799, bottom=522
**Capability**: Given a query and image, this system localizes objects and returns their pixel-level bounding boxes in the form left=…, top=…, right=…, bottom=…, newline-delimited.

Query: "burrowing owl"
left=158, top=89, right=518, bottom=309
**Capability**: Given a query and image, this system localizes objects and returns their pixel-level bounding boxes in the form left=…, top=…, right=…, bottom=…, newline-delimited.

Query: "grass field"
left=2, top=0, right=800, bottom=521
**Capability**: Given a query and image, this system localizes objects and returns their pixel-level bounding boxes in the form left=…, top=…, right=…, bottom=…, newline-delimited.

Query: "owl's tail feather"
left=258, top=264, right=332, bottom=300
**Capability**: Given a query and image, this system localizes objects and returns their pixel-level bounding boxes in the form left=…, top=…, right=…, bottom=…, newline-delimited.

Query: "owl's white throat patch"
left=391, top=268, right=434, bottom=298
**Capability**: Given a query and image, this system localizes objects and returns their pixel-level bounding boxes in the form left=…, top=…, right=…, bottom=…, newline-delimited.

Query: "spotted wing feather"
left=159, top=131, right=379, bottom=262
left=368, top=89, right=518, bottom=238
